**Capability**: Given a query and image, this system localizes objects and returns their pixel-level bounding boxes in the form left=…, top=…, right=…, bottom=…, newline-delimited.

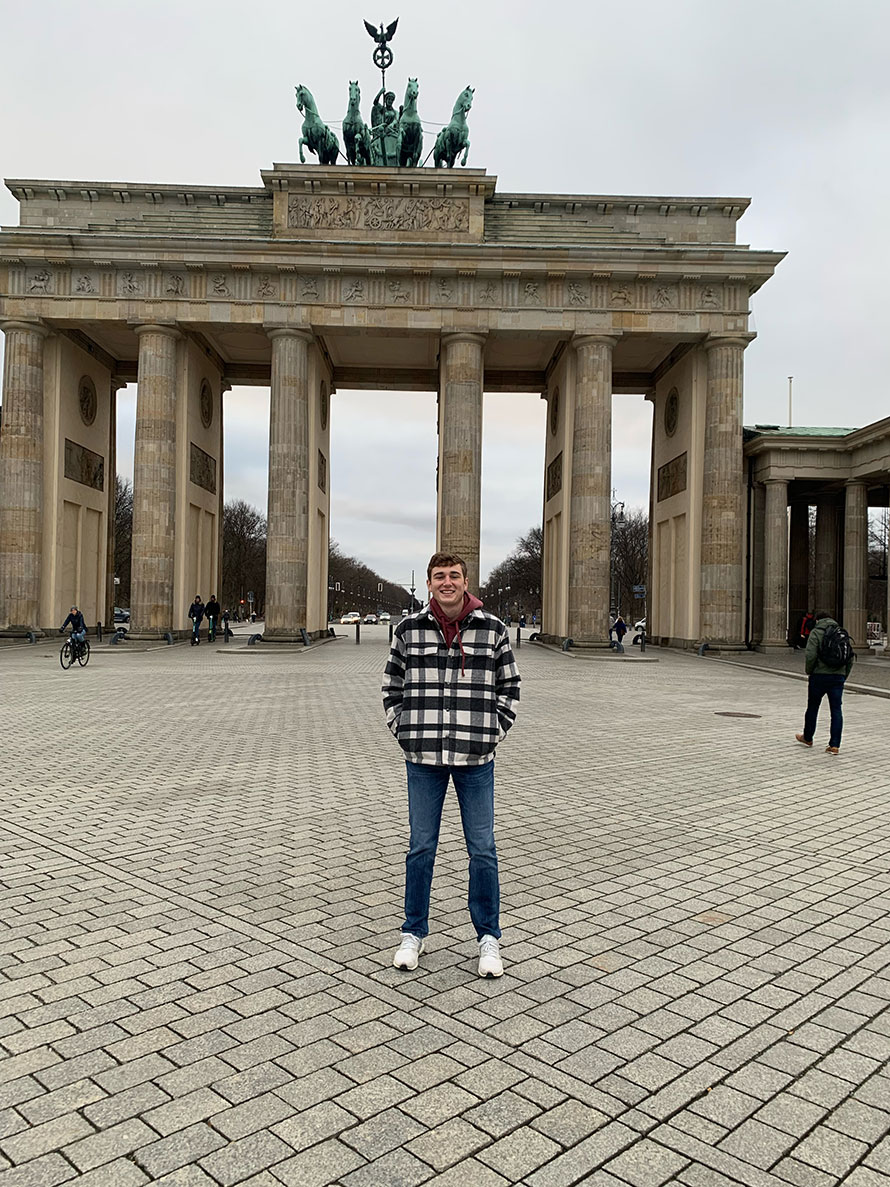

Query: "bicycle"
left=60, top=632, right=90, bottom=670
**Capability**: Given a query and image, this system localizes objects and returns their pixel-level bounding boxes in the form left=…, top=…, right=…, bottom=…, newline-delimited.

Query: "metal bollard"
left=515, top=626, right=521, bottom=649
left=355, top=622, right=361, bottom=645
left=389, top=623, right=394, bottom=643
left=640, top=628, right=646, bottom=654
left=96, top=621, right=103, bottom=642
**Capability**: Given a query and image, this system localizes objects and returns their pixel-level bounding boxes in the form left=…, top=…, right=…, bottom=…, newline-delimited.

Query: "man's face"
left=428, top=565, right=467, bottom=616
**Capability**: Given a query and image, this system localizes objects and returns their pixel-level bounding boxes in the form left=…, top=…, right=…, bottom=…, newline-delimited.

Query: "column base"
left=0, top=626, right=44, bottom=638
left=754, top=642, right=794, bottom=653
left=699, top=641, right=749, bottom=653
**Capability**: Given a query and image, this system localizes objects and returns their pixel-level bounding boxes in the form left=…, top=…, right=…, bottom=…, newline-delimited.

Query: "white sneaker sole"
left=393, top=940, right=424, bottom=971
left=478, top=960, right=504, bottom=978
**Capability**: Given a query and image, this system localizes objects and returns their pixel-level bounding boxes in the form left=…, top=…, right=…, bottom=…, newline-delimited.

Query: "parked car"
left=113, top=606, right=130, bottom=623
left=363, top=613, right=378, bottom=625
left=340, top=612, right=361, bottom=625
left=634, top=617, right=646, bottom=632
left=378, top=612, right=391, bottom=623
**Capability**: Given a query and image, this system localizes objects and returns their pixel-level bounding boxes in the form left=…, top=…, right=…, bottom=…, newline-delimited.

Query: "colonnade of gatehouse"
left=747, top=424, right=890, bottom=652
left=0, top=164, right=786, bottom=647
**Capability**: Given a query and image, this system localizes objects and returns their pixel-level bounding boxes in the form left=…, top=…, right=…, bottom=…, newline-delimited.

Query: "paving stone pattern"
left=1, top=635, right=889, bottom=1186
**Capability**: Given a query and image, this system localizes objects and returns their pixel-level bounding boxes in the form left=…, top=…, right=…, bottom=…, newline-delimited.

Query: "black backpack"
left=819, top=624, right=855, bottom=668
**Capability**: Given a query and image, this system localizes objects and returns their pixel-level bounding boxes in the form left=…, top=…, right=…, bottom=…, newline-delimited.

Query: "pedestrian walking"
left=188, top=595, right=205, bottom=645
left=205, top=594, right=221, bottom=642
left=795, top=611, right=855, bottom=754
left=382, top=552, right=520, bottom=978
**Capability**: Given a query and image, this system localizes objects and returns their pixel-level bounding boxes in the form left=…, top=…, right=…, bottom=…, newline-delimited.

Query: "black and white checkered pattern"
left=382, top=606, right=520, bottom=766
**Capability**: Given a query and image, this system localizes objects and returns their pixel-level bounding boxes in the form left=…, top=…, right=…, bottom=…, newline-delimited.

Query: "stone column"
left=130, top=325, right=180, bottom=636
left=788, top=500, right=810, bottom=641
left=761, top=479, right=789, bottom=647
left=699, top=335, right=751, bottom=645
left=437, top=332, right=485, bottom=592
left=264, top=328, right=312, bottom=639
left=567, top=334, right=616, bottom=645
left=814, top=495, right=839, bottom=616
left=843, top=480, right=868, bottom=647
left=0, top=319, right=49, bottom=633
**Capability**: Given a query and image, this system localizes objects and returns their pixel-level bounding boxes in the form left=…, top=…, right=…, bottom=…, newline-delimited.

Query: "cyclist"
left=59, top=605, right=88, bottom=655
left=205, top=594, right=221, bottom=643
left=188, top=595, right=205, bottom=645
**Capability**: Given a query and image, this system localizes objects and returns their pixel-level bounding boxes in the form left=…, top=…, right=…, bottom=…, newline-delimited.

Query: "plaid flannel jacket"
left=382, top=606, right=521, bottom=767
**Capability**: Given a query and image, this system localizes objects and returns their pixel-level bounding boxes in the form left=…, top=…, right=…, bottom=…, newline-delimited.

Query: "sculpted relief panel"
left=287, top=195, right=469, bottom=234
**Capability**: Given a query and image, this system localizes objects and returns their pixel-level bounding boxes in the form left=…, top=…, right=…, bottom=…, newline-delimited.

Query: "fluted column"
left=788, top=501, right=810, bottom=638
left=814, top=495, right=839, bottom=616
left=843, top=480, right=868, bottom=647
left=762, top=479, right=789, bottom=646
left=567, top=334, right=616, bottom=644
left=0, top=319, right=49, bottom=633
left=130, top=325, right=180, bottom=636
left=264, top=328, right=312, bottom=639
left=699, top=336, right=751, bottom=644
left=437, top=332, right=485, bottom=592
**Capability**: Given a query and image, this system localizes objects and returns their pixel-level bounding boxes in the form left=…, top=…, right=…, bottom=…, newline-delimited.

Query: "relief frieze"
left=189, top=442, right=217, bottom=494
left=64, top=439, right=104, bottom=491
left=657, top=451, right=687, bottom=502
left=287, top=194, right=469, bottom=234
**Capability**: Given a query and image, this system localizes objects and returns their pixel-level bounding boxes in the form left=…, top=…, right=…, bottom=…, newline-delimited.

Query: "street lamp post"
left=610, top=498, right=625, bottom=619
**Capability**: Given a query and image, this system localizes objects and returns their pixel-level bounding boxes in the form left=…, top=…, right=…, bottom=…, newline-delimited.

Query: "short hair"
left=427, top=552, right=468, bottom=582
left=814, top=610, right=831, bottom=621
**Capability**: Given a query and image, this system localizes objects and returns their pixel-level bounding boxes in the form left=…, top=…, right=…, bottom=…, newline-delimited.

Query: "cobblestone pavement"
left=707, top=648, right=890, bottom=697
left=2, top=634, right=890, bottom=1187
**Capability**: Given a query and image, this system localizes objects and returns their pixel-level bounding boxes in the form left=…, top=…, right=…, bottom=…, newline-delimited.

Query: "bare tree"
left=479, top=526, right=543, bottom=621
left=222, top=500, right=266, bottom=617
left=114, top=475, right=133, bottom=604
left=327, top=539, right=410, bottom=619
left=611, top=508, right=649, bottom=620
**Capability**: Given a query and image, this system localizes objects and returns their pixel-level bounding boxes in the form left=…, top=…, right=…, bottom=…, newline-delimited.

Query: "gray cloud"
left=3, top=0, right=888, bottom=583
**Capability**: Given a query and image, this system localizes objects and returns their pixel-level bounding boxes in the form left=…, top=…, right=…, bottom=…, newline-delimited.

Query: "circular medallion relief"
left=320, top=382, right=329, bottom=432
left=549, top=387, right=560, bottom=437
left=200, top=380, right=213, bottom=429
left=78, top=376, right=97, bottom=426
left=664, top=387, right=679, bottom=438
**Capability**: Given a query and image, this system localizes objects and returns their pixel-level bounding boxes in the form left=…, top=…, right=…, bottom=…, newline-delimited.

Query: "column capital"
left=133, top=322, right=182, bottom=341
left=440, top=331, right=487, bottom=348
left=110, top=377, right=128, bottom=393
left=571, top=333, right=619, bottom=352
left=265, top=325, right=313, bottom=344
left=762, top=477, right=788, bottom=487
left=0, top=318, right=49, bottom=339
left=702, top=332, right=756, bottom=353
left=844, top=478, right=868, bottom=489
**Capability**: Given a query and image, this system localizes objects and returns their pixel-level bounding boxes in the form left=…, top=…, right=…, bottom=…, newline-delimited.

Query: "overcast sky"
left=2, top=0, right=888, bottom=583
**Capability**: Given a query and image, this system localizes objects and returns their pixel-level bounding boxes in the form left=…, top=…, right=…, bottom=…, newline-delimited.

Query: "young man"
left=188, top=595, right=205, bottom=645
left=204, top=594, right=221, bottom=642
left=796, top=611, right=855, bottom=754
left=382, top=552, right=520, bottom=978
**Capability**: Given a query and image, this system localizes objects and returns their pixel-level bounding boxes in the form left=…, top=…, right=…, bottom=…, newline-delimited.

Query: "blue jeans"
left=803, top=673, right=845, bottom=748
left=403, top=760, right=500, bottom=941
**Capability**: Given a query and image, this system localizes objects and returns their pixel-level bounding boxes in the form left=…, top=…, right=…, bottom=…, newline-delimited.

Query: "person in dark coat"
left=795, top=612, right=855, bottom=754
left=188, top=596, right=205, bottom=645
left=59, top=605, right=87, bottom=644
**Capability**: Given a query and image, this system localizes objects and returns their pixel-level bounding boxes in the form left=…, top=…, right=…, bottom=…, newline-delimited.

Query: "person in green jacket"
left=795, top=612, right=855, bottom=754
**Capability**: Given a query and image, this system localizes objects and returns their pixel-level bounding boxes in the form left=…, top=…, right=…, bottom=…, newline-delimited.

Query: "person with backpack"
left=796, top=611, right=855, bottom=754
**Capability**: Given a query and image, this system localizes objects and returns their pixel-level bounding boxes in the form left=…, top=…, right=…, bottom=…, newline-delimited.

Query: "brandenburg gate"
left=0, top=163, right=786, bottom=646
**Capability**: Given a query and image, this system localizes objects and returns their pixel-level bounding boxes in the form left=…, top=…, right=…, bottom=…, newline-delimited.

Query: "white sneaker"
left=393, top=933, right=424, bottom=970
left=478, top=935, right=504, bottom=978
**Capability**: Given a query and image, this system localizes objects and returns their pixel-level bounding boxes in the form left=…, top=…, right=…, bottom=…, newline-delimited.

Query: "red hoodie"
left=429, top=591, right=483, bottom=674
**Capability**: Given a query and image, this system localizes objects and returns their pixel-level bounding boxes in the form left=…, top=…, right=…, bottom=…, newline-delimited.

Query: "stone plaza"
left=2, top=634, right=889, bottom=1186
